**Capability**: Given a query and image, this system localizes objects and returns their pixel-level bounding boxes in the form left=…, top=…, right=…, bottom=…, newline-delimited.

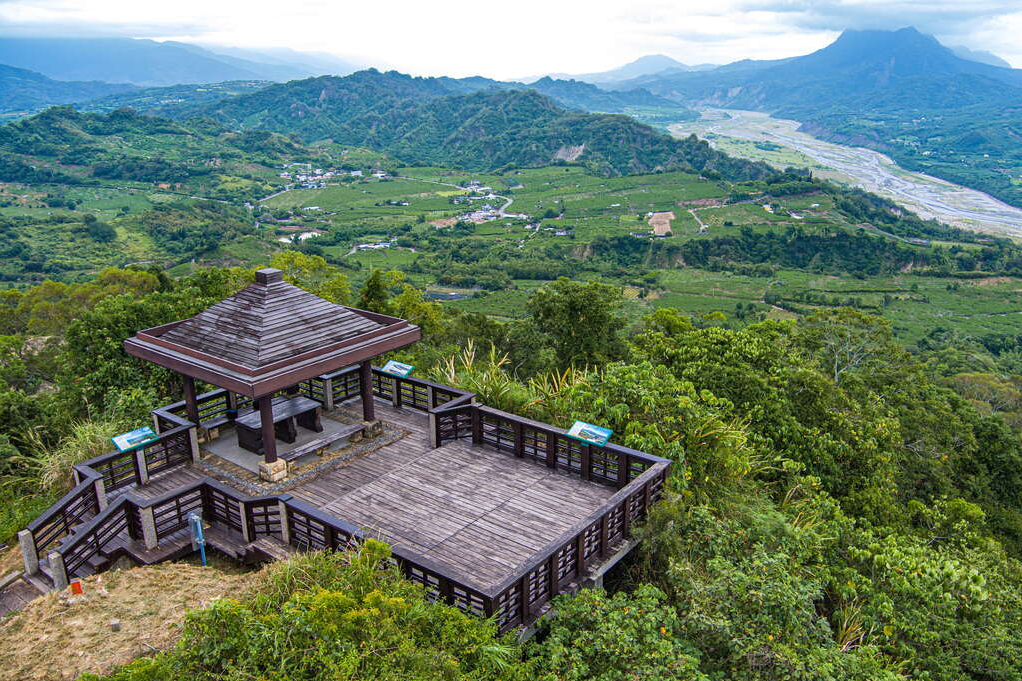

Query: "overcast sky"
left=0, top=0, right=1019, bottom=77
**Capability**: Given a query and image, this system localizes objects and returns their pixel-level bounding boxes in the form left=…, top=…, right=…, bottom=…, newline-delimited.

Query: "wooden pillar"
left=359, top=361, right=375, bottom=422
left=182, top=374, right=200, bottom=425
left=259, top=395, right=278, bottom=464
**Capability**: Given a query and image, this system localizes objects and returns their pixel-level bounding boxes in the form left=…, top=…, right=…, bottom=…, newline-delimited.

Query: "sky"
left=0, top=0, right=1019, bottom=78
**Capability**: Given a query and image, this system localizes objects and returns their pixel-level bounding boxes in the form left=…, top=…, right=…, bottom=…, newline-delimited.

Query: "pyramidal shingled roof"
left=159, top=268, right=385, bottom=370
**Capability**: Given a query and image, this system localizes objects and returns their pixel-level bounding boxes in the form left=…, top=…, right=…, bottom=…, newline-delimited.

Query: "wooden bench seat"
left=280, top=423, right=365, bottom=462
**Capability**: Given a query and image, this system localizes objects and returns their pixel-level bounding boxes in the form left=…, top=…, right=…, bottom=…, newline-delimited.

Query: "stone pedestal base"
left=259, top=459, right=288, bottom=482
left=362, top=420, right=383, bottom=438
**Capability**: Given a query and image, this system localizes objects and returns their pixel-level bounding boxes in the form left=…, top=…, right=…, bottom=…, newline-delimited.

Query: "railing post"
left=518, top=573, right=529, bottom=624
left=429, top=411, right=439, bottom=449
left=188, top=426, right=201, bottom=463
left=471, top=406, right=482, bottom=445
left=599, top=515, right=609, bottom=558
left=140, top=507, right=158, bottom=550
left=545, top=431, right=557, bottom=469
left=576, top=533, right=587, bottom=577
left=134, top=449, right=150, bottom=485
left=616, top=451, right=629, bottom=488
left=323, top=377, right=334, bottom=411
left=581, top=445, right=591, bottom=481
left=48, top=551, right=69, bottom=591
left=392, top=377, right=402, bottom=408
left=548, top=552, right=559, bottom=598
left=278, top=501, right=291, bottom=544
left=621, top=498, right=631, bottom=539
left=513, top=421, right=524, bottom=458
left=18, top=530, right=38, bottom=575
left=239, top=501, right=252, bottom=542
left=427, top=385, right=436, bottom=408
left=94, top=477, right=108, bottom=511
left=151, top=412, right=162, bottom=435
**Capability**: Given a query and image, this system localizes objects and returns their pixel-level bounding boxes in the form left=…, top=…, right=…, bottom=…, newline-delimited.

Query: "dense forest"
left=3, top=255, right=1022, bottom=679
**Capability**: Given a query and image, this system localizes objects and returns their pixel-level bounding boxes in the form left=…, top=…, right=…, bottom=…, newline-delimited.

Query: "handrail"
left=25, top=473, right=101, bottom=557
left=34, top=370, right=668, bottom=633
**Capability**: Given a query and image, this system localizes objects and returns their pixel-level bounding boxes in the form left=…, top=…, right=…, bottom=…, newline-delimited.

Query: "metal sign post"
left=188, top=513, right=206, bottom=566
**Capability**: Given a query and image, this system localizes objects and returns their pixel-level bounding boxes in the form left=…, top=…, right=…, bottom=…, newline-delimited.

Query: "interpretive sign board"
left=381, top=360, right=415, bottom=377
left=565, top=420, right=613, bottom=447
left=111, top=426, right=158, bottom=452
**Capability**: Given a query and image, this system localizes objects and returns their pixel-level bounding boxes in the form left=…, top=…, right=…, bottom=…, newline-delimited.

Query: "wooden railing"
left=487, top=461, right=668, bottom=631
left=19, top=423, right=198, bottom=570
left=25, top=476, right=100, bottom=560
left=26, top=365, right=668, bottom=634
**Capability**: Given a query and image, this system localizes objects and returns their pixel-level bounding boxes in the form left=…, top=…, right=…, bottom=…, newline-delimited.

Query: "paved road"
left=671, top=109, right=1022, bottom=237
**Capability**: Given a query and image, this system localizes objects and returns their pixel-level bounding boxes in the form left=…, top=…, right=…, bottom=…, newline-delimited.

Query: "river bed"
left=670, top=109, right=1022, bottom=237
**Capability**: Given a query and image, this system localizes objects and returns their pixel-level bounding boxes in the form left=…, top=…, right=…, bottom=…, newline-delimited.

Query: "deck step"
left=248, top=536, right=294, bottom=562
left=23, top=572, right=53, bottom=593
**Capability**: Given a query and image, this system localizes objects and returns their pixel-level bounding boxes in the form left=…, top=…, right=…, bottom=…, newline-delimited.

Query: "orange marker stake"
left=70, top=579, right=83, bottom=595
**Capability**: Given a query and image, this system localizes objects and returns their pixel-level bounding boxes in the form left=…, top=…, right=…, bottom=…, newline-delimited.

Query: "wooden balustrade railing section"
left=22, top=366, right=669, bottom=634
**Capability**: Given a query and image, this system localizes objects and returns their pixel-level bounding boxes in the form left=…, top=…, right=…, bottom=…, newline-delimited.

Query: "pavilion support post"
left=182, top=375, right=200, bottom=425
left=259, top=396, right=278, bottom=465
left=359, top=361, right=375, bottom=422
left=257, top=395, right=287, bottom=482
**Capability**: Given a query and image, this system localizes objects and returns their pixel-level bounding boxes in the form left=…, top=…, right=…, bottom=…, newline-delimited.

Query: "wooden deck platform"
left=132, top=400, right=615, bottom=590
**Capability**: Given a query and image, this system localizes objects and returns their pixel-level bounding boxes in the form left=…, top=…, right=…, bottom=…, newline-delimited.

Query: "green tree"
left=527, top=278, right=628, bottom=370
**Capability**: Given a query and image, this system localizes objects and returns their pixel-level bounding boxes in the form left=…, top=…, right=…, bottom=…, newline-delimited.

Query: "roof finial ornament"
left=255, top=268, right=284, bottom=285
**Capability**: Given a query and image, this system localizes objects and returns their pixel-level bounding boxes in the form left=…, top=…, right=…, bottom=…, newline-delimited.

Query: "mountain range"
left=611, top=28, right=1022, bottom=207
left=542, top=54, right=717, bottom=85
left=87, top=69, right=691, bottom=121
left=0, top=63, right=134, bottom=113
left=0, top=69, right=767, bottom=183
left=0, top=37, right=360, bottom=87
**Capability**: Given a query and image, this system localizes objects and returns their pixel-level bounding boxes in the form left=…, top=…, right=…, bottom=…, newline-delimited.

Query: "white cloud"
left=0, top=0, right=1017, bottom=77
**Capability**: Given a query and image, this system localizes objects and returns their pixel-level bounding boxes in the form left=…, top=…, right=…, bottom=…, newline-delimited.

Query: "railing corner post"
left=134, top=449, right=150, bottom=485
left=427, top=385, right=436, bottom=408
left=278, top=501, right=291, bottom=544
left=151, top=412, right=162, bottom=435
left=323, top=378, right=335, bottom=411
left=616, top=451, right=629, bottom=489
left=94, top=477, right=108, bottom=511
left=140, top=506, right=158, bottom=550
left=429, top=411, right=439, bottom=449
left=18, top=530, right=38, bottom=575
left=48, top=551, right=68, bottom=591
left=188, top=426, right=201, bottom=463
left=471, top=406, right=482, bottom=445
left=239, top=501, right=252, bottom=542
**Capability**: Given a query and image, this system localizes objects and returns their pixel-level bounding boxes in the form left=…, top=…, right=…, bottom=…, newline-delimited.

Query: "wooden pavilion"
left=19, top=268, right=670, bottom=633
left=123, top=268, right=420, bottom=479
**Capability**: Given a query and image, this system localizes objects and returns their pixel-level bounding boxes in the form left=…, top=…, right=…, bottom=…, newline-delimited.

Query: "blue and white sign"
left=111, top=426, right=158, bottom=452
left=566, top=420, right=613, bottom=447
left=381, top=360, right=415, bottom=378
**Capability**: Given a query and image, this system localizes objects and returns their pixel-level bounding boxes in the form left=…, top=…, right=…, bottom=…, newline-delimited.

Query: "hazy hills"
left=0, top=37, right=359, bottom=87
left=0, top=63, right=133, bottom=112
left=618, top=28, right=1022, bottom=114
left=544, top=54, right=717, bottom=85
left=95, top=69, right=689, bottom=119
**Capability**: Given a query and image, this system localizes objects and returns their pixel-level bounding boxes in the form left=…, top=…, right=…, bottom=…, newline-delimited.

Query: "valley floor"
left=670, top=109, right=1022, bottom=238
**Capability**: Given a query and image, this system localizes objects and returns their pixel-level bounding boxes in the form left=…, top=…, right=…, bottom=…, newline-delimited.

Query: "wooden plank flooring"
left=120, top=400, right=616, bottom=590
left=290, top=402, right=615, bottom=589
